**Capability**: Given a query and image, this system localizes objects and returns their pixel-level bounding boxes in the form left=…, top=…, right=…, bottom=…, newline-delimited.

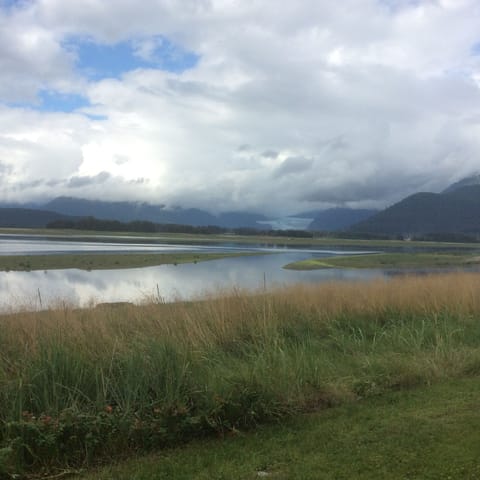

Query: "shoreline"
left=0, top=251, right=260, bottom=271
left=1, top=227, right=480, bottom=249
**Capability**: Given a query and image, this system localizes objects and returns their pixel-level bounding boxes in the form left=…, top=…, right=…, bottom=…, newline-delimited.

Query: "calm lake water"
left=0, top=234, right=478, bottom=311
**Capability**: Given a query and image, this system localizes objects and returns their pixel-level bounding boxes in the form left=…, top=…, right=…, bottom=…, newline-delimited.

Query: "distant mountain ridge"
left=41, top=197, right=378, bottom=231
left=0, top=208, right=69, bottom=228
left=7, top=180, right=478, bottom=235
left=351, top=184, right=480, bottom=235
left=308, top=208, right=378, bottom=231
left=0, top=197, right=398, bottom=232
left=41, top=197, right=269, bottom=229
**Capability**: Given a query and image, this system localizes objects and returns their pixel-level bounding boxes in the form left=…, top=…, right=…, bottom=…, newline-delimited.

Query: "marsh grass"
left=2, top=272, right=480, bottom=476
left=0, top=252, right=259, bottom=272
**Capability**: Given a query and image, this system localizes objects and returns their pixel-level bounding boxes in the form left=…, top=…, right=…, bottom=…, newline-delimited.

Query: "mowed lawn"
left=83, top=377, right=480, bottom=479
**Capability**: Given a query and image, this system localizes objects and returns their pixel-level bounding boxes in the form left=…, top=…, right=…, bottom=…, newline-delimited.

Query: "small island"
left=0, top=252, right=259, bottom=271
left=283, top=252, right=480, bottom=270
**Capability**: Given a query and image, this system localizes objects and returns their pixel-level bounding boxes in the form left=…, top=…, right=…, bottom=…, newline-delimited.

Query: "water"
left=0, top=253, right=387, bottom=311
left=0, top=235, right=477, bottom=311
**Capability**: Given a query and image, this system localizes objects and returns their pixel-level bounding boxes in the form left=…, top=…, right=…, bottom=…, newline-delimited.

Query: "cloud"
left=0, top=0, right=479, bottom=214
left=0, top=160, right=12, bottom=176
left=273, top=156, right=313, bottom=178
left=0, top=6, right=80, bottom=102
left=261, top=150, right=279, bottom=159
left=302, top=170, right=434, bottom=205
left=68, top=171, right=111, bottom=188
left=236, top=144, right=251, bottom=152
left=131, top=35, right=199, bottom=72
left=114, top=155, right=129, bottom=165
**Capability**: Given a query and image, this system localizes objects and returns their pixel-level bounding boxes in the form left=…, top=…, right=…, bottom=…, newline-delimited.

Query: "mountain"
left=442, top=173, right=480, bottom=194
left=351, top=185, right=480, bottom=235
left=42, top=197, right=267, bottom=229
left=43, top=197, right=217, bottom=226
left=40, top=198, right=377, bottom=232
left=216, top=212, right=268, bottom=229
left=0, top=208, right=69, bottom=228
left=308, top=208, right=378, bottom=231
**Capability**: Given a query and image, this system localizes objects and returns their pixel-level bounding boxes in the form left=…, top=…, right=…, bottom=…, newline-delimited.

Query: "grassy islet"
left=284, top=252, right=480, bottom=270
left=0, top=252, right=258, bottom=271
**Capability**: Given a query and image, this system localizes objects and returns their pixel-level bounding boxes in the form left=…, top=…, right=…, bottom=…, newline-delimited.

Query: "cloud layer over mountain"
left=1, top=0, right=480, bottom=214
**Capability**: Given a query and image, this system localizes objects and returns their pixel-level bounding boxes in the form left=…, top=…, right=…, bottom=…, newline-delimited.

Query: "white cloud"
left=0, top=7, right=79, bottom=102
left=0, top=0, right=479, bottom=213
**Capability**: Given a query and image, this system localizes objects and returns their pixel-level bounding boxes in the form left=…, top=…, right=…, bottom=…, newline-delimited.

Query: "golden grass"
left=2, top=271, right=480, bottom=354
left=3, top=271, right=480, bottom=475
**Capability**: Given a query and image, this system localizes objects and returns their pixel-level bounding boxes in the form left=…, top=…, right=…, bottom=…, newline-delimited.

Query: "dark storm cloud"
left=67, top=171, right=111, bottom=188
left=46, top=178, right=63, bottom=187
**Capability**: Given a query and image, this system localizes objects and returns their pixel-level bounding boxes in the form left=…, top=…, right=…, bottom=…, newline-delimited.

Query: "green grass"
left=0, top=252, right=258, bottom=271
left=3, top=273, right=480, bottom=476
left=284, top=252, right=480, bottom=270
left=82, top=377, right=480, bottom=480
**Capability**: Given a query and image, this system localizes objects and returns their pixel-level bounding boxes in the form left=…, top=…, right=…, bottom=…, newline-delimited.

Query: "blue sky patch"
left=0, top=0, right=29, bottom=11
left=66, top=35, right=199, bottom=81
left=37, top=90, right=90, bottom=113
left=5, top=34, right=198, bottom=113
left=82, top=113, right=108, bottom=121
left=4, top=90, right=90, bottom=113
left=471, top=42, right=480, bottom=56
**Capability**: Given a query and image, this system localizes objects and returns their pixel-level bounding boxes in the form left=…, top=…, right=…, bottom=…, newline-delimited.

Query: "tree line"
left=47, top=217, right=480, bottom=243
left=46, top=216, right=315, bottom=237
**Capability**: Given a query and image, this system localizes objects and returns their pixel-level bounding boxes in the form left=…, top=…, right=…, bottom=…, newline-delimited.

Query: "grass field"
left=284, top=252, right=480, bottom=270
left=0, top=252, right=258, bottom=271
left=82, top=377, right=480, bottom=479
left=2, top=272, right=480, bottom=477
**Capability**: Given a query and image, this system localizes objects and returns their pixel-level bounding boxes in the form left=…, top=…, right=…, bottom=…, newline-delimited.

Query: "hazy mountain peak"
left=442, top=173, right=480, bottom=194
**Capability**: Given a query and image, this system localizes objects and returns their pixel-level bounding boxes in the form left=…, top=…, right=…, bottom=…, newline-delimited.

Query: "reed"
left=1, top=272, right=480, bottom=475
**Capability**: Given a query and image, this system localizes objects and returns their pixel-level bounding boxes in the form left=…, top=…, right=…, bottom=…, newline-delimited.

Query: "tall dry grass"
left=2, top=272, right=480, bottom=350
left=2, top=272, right=480, bottom=474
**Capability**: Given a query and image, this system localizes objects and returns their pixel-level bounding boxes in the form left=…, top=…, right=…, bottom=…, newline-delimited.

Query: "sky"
left=0, top=0, right=480, bottom=215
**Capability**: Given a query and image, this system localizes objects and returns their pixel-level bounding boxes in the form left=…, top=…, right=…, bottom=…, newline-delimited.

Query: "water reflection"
left=0, top=252, right=388, bottom=311
left=1, top=235, right=479, bottom=312
left=0, top=236, right=380, bottom=256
